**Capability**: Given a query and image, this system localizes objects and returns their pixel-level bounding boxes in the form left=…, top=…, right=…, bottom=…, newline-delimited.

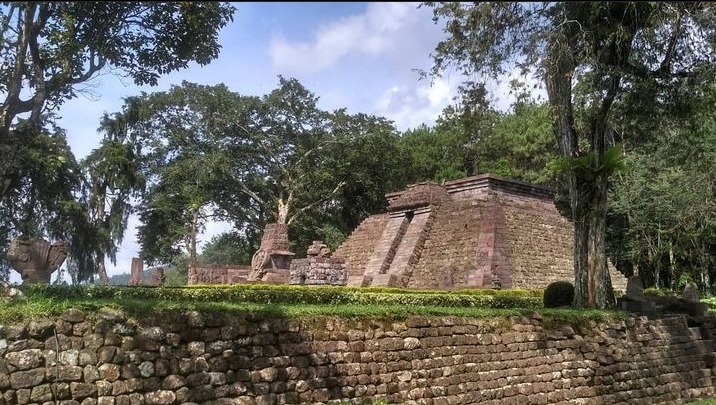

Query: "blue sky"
left=30, top=2, right=534, bottom=282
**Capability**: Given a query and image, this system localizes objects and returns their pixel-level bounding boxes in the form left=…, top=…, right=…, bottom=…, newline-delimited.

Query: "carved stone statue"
left=247, top=223, right=295, bottom=283
left=306, top=240, right=331, bottom=258
left=6, top=237, right=70, bottom=284
left=151, top=267, right=166, bottom=286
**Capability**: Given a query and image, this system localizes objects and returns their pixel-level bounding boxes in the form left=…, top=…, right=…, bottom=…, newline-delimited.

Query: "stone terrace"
left=335, top=174, right=628, bottom=291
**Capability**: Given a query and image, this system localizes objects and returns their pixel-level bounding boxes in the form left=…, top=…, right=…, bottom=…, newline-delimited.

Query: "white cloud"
left=374, top=76, right=457, bottom=131
left=269, top=2, right=421, bottom=75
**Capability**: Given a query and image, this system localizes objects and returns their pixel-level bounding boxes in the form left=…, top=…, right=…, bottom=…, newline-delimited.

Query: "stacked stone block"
left=334, top=214, right=388, bottom=283
left=289, top=257, right=347, bottom=286
left=187, top=264, right=250, bottom=285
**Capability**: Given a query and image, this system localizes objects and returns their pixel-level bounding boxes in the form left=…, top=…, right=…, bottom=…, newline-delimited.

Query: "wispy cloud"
left=374, top=77, right=456, bottom=131
left=269, top=3, right=421, bottom=75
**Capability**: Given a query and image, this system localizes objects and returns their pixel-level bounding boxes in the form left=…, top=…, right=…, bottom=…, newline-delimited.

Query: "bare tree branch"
left=287, top=180, right=346, bottom=226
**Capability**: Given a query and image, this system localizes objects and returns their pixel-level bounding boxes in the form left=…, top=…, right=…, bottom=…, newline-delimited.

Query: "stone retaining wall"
left=2, top=310, right=716, bottom=405
left=187, top=264, right=251, bottom=285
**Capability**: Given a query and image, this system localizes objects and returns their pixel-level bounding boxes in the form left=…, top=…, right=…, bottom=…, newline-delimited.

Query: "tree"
left=226, top=76, right=347, bottom=227
left=199, top=232, right=255, bottom=266
left=0, top=2, right=235, bottom=200
left=399, top=124, right=472, bottom=183
left=76, top=132, right=145, bottom=284
left=103, top=82, right=244, bottom=266
left=608, top=85, right=716, bottom=292
left=423, top=2, right=716, bottom=308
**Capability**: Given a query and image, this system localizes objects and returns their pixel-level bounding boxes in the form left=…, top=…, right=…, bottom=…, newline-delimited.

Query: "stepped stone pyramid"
left=334, top=173, right=628, bottom=291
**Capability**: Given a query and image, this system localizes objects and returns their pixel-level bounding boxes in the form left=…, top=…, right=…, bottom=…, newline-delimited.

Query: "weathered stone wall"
left=406, top=199, right=483, bottom=289
left=289, top=257, right=347, bottom=286
left=498, top=191, right=627, bottom=293
left=334, top=213, right=389, bottom=283
left=187, top=264, right=250, bottom=285
left=2, top=309, right=716, bottom=405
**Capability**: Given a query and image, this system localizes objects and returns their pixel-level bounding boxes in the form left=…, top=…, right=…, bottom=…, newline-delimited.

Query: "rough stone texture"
left=6, top=237, right=70, bottom=284
left=2, top=309, right=716, bottom=405
left=289, top=256, right=347, bottom=285
left=683, top=282, right=700, bottom=303
left=335, top=174, right=628, bottom=292
left=289, top=242, right=347, bottom=286
left=150, top=268, right=166, bottom=286
left=625, top=275, right=646, bottom=300
left=248, top=223, right=295, bottom=283
left=333, top=213, right=389, bottom=285
left=128, top=258, right=143, bottom=286
left=187, top=264, right=250, bottom=285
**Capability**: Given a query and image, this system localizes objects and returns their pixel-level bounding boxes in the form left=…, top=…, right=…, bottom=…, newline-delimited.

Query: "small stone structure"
left=617, top=276, right=709, bottom=319
left=290, top=240, right=347, bottom=285
left=5, top=237, right=70, bottom=284
left=617, top=275, right=659, bottom=318
left=247, top=223, right=295, bottom=283
left=151, top=267, right=166, bottom=286
left=128, top=257, right=144, bottom=286
left=187, top=263, right=251, bottom=285
left=335, top=173, right=629, bottom=291
left=683, top=281, right=700, bottom=302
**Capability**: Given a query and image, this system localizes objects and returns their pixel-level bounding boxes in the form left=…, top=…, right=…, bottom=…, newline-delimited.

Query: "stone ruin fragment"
left=6, top=237, right=70, bottom=284
left=289, top=240, right=347, bottom=286
left=246, top=223, right=295, bottom=284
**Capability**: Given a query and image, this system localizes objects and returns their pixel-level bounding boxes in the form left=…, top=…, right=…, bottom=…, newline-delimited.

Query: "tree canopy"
left=0, top=2, right=235, bottom=282
left=98, top=78, right=408, bottom=267
left=423, top=1, right=716, bottom=307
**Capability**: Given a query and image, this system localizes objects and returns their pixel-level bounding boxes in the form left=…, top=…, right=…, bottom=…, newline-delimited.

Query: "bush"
left=543, top=281, right=574, bottom=308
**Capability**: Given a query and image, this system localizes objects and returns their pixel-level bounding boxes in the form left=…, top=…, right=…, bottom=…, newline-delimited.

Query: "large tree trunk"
left=96, top=259, right=109, bottom=285
left=545, top=34, right=589, bottom=307
left=701, top=241, right=710, bottom=290
left=545, top=29, right=616, bottom=308
left=189, top=207, right=200, bottom=265
left=570, top=173, right=590, bottom=307
left=588, top=171, right=614, bottom=308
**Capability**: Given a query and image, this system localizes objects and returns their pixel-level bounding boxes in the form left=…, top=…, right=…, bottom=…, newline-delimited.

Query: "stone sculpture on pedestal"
left=247, top=223, right=295, bottom=283
left=6, top=237, right=70, bottom=284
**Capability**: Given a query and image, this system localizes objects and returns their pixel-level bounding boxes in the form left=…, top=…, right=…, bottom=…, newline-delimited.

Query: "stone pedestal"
left=247, top=223, right=295, bottom=283
left=6, top=238, right=70, bottom=284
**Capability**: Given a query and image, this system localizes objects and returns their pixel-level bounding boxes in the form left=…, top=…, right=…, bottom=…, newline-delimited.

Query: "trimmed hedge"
left=22, top=284, right=543, bottom=309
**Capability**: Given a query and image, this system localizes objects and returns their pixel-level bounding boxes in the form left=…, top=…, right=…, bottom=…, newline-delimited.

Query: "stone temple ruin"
left=187, top=173, right=628, bottom=292
left=334, top=173, right=628, bottom=291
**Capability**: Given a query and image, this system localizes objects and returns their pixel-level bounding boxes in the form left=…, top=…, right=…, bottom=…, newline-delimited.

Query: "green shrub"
left=543, top=281, right=574, bottom=308
left=21, top=284, right=543, bottom=309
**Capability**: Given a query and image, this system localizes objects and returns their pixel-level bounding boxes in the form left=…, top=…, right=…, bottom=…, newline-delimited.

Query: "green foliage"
left=21, top=284, right=543, bottom=310
left=0, top=2, right=236, bottom=281
left=103, top=78, right=406, bottom=265
left=398, top=124, right=470, bottom=183
left=0, top=283, right=631, bottom=327
left=422, top=1, right=716, bottom=309
left=543, top=281, right=575, bottom=308
left=199, top=232, right=256, bottom=266
left=549, top=144, right=626, bottom=180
